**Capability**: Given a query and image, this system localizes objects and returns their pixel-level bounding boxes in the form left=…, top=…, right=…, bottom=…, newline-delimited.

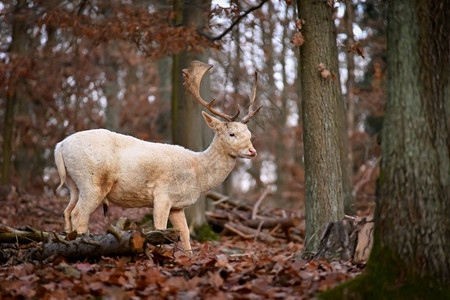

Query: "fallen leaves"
left=0, top=238, right=364, bottom=299
left=0, top=194, right=365, bottom=299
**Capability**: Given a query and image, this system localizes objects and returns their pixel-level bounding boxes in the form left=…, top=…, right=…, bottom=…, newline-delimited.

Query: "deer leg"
left=63, top=176, right=78, bottom=232
left=153, top=192, right=171, bottom=231
left=70, top=187, right=105, bottom=234
left=169, top=209, right=191, bottom=251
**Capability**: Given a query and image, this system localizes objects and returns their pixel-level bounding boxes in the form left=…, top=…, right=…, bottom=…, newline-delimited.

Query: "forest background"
left=5, top=0, right=446, bottom=299
left=0, top=0, right=382, bottom=219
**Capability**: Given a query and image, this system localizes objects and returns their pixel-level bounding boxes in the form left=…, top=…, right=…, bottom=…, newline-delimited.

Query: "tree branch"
left=198, top=0, right=269, bottom=41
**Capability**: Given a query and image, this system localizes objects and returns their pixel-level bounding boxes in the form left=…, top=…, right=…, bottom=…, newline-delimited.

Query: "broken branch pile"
left=205, top=191, right=304, bottom=244
left=0, top=222, right=179, bottom=264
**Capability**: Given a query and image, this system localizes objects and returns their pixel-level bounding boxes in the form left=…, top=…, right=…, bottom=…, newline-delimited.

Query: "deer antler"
left=240, top=72, right=263, bottom=124
left=183, top=61, right=240, bottom=122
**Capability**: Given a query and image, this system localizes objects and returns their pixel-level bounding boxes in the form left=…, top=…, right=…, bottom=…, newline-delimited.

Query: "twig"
left=52, top=232, right=70, bottom=246
left=253, top=220, right=265, bottom=242
left=107, top=225, right=123, bottom=242
left=80, top=239, right=102, bottom=248
left=198, top=0, right=269, bottom=41
left=353, top=157, right=380, bottom=197
left=14, top=229, right=19, bottom=249
left=268, top=223, right=281, bottom=236
left=224, top=224, right=254, bottom=239
left=251, top=187, right=271, bottom=220
left=36, top=205, right=63, bottom=217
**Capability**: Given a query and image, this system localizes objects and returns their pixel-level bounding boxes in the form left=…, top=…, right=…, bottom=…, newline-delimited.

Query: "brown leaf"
left=130, top=231, right=146, bottom=250
left=348, top=42, right=365, bottom=59
left=321, top=69, right=331, bottom=79
left=208, top=271, right=224, bottom=288
left=292, top=32, right=305, bottom=46
left=295, top=19, right=305, bottom=30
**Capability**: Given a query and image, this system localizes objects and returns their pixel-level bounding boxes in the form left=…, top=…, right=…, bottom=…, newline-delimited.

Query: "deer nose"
left=249, top=148, right=257, bottom=157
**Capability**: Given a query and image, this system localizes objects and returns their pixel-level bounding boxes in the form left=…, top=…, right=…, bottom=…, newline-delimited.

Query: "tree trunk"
left=323, top=0, right=450, bottom=298
left=374, top=0, right=450, bottom=283
left=333, top=4, right=354, bottom=216
left=157, top=56, right=173, bottom=142
left=1, top=0, right=28, bottom=187
left=103, top=5, right=121, bottom=133
left=297, top=0, right=345, bottom=253
left=1, top=94, right=15, bottom=187
left=171, top=0, right=213, bottom=237
left=342, top=0, right=356, bottom=215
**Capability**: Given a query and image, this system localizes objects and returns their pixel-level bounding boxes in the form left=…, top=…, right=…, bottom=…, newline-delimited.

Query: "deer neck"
left=196, top=136, right=236, bottom=193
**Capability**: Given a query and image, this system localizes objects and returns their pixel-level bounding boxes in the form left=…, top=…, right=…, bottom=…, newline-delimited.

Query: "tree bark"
left=0, top=224, right=179, bottom=263
left=297, top=0, right=345, bottom=253
left=1, top=0, right=28, bottom=187
left=323, top=0, right=450, bottom=298
left=338, top=1, right=355, bottom=215
left=171, top=0, right=213, bottom=237
left=374, top=0, right=450, bottom=282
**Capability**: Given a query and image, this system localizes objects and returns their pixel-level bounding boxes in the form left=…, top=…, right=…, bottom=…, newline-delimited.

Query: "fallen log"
left=0, top=224, right=179, bottom=263
left=29, top=230, right=147, bottom=261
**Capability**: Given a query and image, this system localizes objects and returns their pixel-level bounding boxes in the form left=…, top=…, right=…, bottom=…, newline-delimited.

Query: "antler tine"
left=241, top=72, right=263, bottom=124
left=183, top=60, right=239, bottom=122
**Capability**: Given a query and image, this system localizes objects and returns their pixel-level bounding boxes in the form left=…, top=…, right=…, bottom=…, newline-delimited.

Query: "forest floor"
left=0, top=190, right=365, bottom=299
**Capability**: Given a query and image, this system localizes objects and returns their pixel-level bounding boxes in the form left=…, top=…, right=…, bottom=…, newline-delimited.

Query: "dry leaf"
left=318, top=63, right=326, bottom=72
left=295, top=19, right=305, bottom=30
left=292, top=32, right=305, bottom=46
left=348, top=42, right=365, bottom=59
left=321, top=69, right=331, bottom=79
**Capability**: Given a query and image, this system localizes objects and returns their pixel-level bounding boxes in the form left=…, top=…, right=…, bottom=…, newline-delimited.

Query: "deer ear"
left=202, top=111, right=224, bottom=131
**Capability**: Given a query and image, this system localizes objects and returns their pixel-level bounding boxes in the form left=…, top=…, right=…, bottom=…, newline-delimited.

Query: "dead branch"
left=230, top=223, right=277, bottom=244
left=197, top=0, right=269, bottom=41
left=0, top=224, right=180, bottom=262
left=251, top=187, right=271, bottom=219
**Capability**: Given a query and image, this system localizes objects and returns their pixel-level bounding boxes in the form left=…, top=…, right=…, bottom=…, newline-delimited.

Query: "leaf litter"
left=0, top=193, right=365, bottom=299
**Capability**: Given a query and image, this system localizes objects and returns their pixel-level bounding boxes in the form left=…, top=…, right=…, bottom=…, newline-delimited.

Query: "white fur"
left=55, top=112, right=257, bottom=251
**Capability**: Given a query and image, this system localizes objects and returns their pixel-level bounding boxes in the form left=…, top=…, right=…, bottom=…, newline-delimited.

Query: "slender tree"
left=2, top=0, right=28, bottom=187
left=323, top=0, right=450, bottom=298
left=297, top=0, right=346, bottom=253
left=172, top=0, right=213, bottom=237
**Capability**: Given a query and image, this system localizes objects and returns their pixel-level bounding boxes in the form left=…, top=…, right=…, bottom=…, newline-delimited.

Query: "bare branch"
left=197, top=0, right=270, bottom=42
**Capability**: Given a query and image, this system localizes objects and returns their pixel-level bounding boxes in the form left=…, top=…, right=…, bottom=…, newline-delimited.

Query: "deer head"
left=182, top=60, right=262, bottom=159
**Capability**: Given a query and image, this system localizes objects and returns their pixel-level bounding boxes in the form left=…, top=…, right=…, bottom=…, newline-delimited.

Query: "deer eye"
left=229, top=133, right=235, bottom=137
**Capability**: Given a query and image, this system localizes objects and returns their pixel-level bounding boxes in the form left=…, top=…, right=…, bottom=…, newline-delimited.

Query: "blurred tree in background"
left=0, top=0, right=387, bottom=228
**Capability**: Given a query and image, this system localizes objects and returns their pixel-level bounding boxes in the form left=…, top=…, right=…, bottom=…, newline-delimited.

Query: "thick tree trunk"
left=374, top=0, right=450, bottom=282
left=172, top=0, right=213, bottom=237
left=322, top=0, right=450, bottom=298
left=297, top=0, right=345, bottom=253
left=1, top=0, right=28, bottom=187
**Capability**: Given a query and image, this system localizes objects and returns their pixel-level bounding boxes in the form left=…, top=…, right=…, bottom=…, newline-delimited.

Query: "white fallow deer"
left=54, top=61, right=262, bottom=251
